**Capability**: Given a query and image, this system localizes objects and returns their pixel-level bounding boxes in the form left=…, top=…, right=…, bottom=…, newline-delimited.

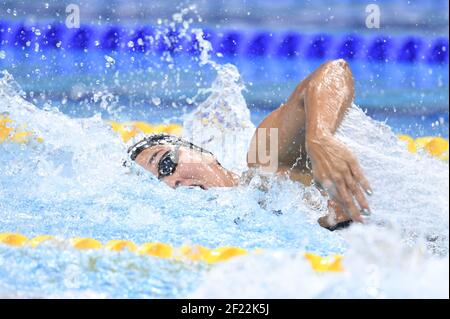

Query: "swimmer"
left=128, top=59, right=373, bottom=230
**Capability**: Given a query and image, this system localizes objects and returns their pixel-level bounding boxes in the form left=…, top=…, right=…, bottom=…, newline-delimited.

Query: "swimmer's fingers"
left=348, top=157, right=373, bottom=195
left=332, top=182, right=364, bottom=223
left=343, top=173, right=371, bottom=215
left=354, top=187, right=371, bottom=216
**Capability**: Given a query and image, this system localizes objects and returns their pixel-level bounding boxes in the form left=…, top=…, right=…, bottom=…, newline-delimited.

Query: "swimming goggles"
left=156, top=148, right=179, bottom=179
left=126, top=134, right=216, bottom=179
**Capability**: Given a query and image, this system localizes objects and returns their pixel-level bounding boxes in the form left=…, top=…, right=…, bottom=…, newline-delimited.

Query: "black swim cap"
left=127, top=134, right=213, bottom=161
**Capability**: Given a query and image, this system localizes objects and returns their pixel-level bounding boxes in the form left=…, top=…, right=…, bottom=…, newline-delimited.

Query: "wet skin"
left=135, top=144, right=239, bottom=190
left=135, top=59, right=373, bottom=229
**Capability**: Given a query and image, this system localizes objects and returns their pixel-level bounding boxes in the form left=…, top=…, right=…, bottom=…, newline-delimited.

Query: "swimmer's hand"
left=318, top=200, right=352, bottom=230
left=306, top=133, right=372, bottom=222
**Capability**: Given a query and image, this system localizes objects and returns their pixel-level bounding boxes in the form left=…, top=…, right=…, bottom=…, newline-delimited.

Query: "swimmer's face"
left=135, top=145, right=238, bottom=189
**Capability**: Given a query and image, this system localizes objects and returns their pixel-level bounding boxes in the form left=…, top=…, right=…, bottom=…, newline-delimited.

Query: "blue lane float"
left=367, top=36, right=392, bottom=61
left=277, top=32, right=302, bottom=58
left=0, top=20, right=448, bottom=64
left=337, top=34, right=362, bottom=60
left=41, top=23, right=65, bottom=49
left=397, top=37, right=422, bottom=63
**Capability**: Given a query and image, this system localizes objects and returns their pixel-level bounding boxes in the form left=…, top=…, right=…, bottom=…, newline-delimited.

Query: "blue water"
left=1, top=68, right=448, bottom=298
left=0, top=9, right=449, bottom=298
left=1, top=45, right=447, bottom=138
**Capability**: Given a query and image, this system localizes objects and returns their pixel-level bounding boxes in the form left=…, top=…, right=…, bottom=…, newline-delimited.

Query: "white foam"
left=183, top=63, right=255, bottom=172
left=192, top=225, right=449, bottom=299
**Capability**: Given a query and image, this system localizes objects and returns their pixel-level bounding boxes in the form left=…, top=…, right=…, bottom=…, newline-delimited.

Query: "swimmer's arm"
left=303, top=59, right=373, bottom=221
left=248, top=59, right=372, bottom=221
left=247, top=60, right=350, bottom=170
left=246, top=63, right=311, bottom=170
left=304, top=59, right=354, bottom=141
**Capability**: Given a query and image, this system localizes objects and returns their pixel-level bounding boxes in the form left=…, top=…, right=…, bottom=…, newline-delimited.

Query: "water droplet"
left=152, top=97, right=161, bottom=106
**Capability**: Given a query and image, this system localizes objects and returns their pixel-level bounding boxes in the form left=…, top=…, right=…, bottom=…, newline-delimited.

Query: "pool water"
left=0, top=7, right=449, bottom=298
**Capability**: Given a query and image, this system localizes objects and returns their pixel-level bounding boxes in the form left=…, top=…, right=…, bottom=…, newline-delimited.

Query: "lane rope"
left=0, top=232, right=343, bottom=272
left=0, top=20, right=447, bottom=63
left=1, top=115, right=448, bottom=160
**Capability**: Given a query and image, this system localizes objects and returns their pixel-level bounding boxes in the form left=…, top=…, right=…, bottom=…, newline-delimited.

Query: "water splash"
left=183, top=63, right=255, bottom=172
left=336, top=105, right=449, bottom=255
left=0, top=5, right=448, bottom=298
left=182, top=30, right=255, bottom=172
left=192, top=225, right=449, bottom=298
left=1, top=68, right=448, bottom=298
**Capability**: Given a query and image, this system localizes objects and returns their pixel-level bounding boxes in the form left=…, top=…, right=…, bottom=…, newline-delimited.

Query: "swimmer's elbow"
left=324, top=59, right=353, bottom=78
left=309, top=59, right=354, bottom=92
left=332, top=58, right=349, bottom=68
left=320, top=59, right=355, bottom=96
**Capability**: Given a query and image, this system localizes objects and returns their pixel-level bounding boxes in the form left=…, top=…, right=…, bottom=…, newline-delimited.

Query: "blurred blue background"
left=1, top=0, right=449, bottom=136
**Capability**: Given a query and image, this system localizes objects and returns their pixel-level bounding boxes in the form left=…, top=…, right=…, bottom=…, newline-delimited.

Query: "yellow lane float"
left=202, top=247, right=248, bottom=264
left=0, top=115, right=43, bottom=144
left=109, top=121, right=183, bottom=142
left=398, top=134, right=449, bottom=161
left=304, top=252, right=344, bottom=272
left=70, top=237, right=103, bottom=250
left=1, top=115, right=183, bottom=144
left=106, top=240, right=138, bottom=252
left=0, top=232, right=343, bottom=272
left=398, top=135, right=417, bottom=153
left=0, top=233, right=28, bottom=246
left=422, top=137, right=449, bottom=161
left=2, top=115, right=448, bottom=161
left=177, top=245, right=212, bottom=262
left=139, top=242, right=173, bottom=258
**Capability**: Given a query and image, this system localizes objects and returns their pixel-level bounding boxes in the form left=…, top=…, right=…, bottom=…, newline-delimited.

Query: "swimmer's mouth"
left=182, top=184, right=207, bottom=190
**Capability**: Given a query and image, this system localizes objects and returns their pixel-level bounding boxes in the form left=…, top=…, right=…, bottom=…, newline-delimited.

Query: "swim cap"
left=127, top=133, right=213, bottom=161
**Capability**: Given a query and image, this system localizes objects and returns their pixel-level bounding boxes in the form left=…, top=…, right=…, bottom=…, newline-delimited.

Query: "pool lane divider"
left=0, top=233, right=343, bottom=272
left=0, top=20, right=448, bottom=64
left=2, top=116, right=448, bottom=160
left=108, top=120, right=183, bottom=142
left=397, top=134, right=449, bottom=161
